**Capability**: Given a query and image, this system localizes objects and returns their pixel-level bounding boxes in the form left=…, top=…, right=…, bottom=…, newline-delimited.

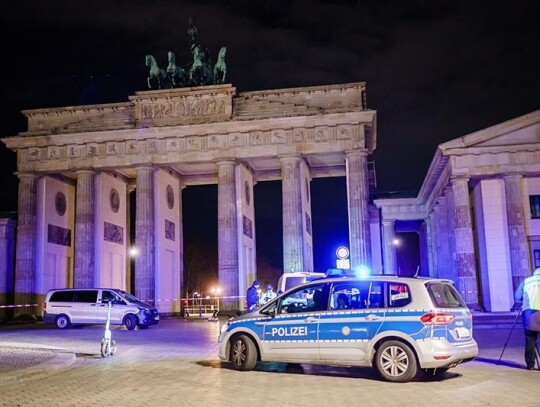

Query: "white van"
left=276, top=272, right=325, bottom=294
left=43, top=288, right=159, bottom=330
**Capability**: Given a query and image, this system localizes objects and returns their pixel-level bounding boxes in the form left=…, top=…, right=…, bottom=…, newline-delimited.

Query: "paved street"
left=0, top=316, right=539, bottom=407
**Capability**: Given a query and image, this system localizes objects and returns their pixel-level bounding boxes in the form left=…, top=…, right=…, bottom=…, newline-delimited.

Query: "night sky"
left=1, top=1, right=539, bottom=274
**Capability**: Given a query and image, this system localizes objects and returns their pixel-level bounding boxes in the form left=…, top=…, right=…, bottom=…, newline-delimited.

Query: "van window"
left=74, top=290, right=98, bottom=303
left=50, top=291, right=74, bottom=302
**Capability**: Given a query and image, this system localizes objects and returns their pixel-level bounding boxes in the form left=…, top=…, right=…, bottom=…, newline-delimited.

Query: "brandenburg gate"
left=1, top=82, right=377, bottom=313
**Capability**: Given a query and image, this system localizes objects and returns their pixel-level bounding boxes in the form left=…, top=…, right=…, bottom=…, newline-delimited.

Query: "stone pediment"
left=440, top=109, right=540, bottom=151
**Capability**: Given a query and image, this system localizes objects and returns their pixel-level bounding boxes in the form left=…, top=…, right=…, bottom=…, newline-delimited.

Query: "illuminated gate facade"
left=2, top=82, right=377, bottom=312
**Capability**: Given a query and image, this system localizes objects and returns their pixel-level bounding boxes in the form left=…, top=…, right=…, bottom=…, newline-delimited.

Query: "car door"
left=260, top=282, right=327, bottom=363
left=319, top=280, right=385, bottom=364
left=72, top=290, right=99, bottom=324
left=97, top=290, right=127, bottom=324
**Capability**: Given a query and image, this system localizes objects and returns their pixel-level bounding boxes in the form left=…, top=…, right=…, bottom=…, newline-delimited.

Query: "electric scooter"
left=100, top=300, right=117, bottom=358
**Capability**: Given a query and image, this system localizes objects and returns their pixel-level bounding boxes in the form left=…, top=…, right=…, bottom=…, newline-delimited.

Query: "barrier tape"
left=0, top=304, right=39, bottom=309
left=0, top=295, right=246, bottom=309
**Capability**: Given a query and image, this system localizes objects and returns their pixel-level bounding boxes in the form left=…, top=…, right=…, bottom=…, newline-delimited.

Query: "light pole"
left=393, top=238, right=401, bottom=275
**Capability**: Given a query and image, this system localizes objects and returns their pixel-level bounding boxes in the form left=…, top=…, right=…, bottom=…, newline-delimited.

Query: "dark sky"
left=1, top=0, right=539, bottom=271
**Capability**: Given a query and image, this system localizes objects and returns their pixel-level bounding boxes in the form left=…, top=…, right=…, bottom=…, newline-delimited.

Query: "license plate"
left=455, top=327, right=470, bottom=338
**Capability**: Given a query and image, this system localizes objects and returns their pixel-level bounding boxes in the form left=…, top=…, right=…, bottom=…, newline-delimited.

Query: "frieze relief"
left=48, top=147, right=60, bottom=160
left=208, top=134, right=226, bottom=149
left=28, top=147, right=42, bottom=161
left=87, top=144, right=99, bottom=157
left=126, top=141, right=140, bottom=154
left=67, top=145, right=82, bottom=159
left=140, top=98, right=226, bottom=120
left=106, top=142, right=125, bottom=155
left=249, top=131, right=264, bottom=146
left=228, top=132, right=244, bottom=147
left=271, top=130, right=287, bottom=144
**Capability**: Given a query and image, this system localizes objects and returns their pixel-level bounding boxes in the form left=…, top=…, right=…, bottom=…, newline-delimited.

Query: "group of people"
left=246, top=280, right=277, bottom=313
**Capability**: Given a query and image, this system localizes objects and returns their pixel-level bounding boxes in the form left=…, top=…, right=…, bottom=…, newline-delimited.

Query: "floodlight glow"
left=129, top=247, right=139, bottom=256
left=392, top=238, right=400, bottom=246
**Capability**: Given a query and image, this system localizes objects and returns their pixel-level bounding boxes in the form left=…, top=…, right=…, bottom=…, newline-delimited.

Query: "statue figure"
left=145, top=54, right=167, bottom=89
left=189, top=45, right=214, bottom=86
left=167, top=51, right=190, bottom=88
left=213, top=47, right=227, bottom=84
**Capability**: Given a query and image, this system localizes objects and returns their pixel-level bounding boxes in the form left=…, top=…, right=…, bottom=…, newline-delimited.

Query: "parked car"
left=276, top=271, right=325, bottom=294
left=44, top=288, right=159, bottom=330
left=219, top=273, right=478, bottom=382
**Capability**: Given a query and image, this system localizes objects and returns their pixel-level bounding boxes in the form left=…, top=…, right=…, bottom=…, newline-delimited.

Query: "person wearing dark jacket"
left=246, top=280, right=260, bottom=313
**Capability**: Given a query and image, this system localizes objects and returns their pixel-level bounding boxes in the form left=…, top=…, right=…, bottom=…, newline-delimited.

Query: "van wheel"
left=230, top=334, right=257, bottom=371
left=124, top=314, right=137, bottom=330
left=55, top=314, right=71, bottom=329
left=375, top=340, right=418, bottom=382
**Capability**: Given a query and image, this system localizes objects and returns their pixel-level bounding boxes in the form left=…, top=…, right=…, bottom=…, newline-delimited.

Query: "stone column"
left=135, top=166, right=155, bottom=303
left=425, top=215, right=436, bottom=277
left=217, top=160, right=239, bottom=310
left=280, top=155, right=304, bottom=273
left=503, top=175, right=530, bottom=293
left=346, top=150, right=371, bottom=270
left=381, top=219, right=397, bottom=274
left=444, top=187, right=457, bottom=282
left=14, top=173, right=37, bottom=316
left=450, top=176, right=480, bottom=309
left=419, top=221, right=429, bottom=277
left=73, top=170, right=95, bottom=288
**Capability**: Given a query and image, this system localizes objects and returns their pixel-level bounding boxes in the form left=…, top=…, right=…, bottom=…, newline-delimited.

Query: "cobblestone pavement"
left=0, top=317, right=539, bottom=407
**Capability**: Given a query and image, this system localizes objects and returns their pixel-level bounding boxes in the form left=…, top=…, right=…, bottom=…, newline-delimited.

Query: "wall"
left=35, top=176, right=75, bottom=309
left=94, top=173, right=127, bottom=290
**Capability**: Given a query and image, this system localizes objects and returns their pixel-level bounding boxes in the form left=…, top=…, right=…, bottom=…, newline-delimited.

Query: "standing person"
left=260, top=284, right=277, bottom=305
left=515, top=267, right=540, bottom=370
left=246, top=280, right=260, bottom=313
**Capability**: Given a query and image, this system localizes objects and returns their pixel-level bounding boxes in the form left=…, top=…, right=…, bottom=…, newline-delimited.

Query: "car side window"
left=279, top=283, right=327, bottom=314
left=331, top=281, right=369, bottom=310
left=387, top=283, right=412, bottom=308
left=75, top=290, right=98, bottom=303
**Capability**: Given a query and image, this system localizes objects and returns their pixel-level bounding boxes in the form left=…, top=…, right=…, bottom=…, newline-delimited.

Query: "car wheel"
left=375, top=340, right=418, bottom=382
left=124, top=314, right=137, bottom=330
left=230, top=334, right=257, bottom=371
left=55, top=314, right=71, bottom=329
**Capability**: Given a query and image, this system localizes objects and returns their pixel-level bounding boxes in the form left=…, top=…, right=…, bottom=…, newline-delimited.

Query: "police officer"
left=260, top=284, right=277, bottom=305
left=515, top=267, right=540, bottom=370
left=246, top=280, right=260, bottom=313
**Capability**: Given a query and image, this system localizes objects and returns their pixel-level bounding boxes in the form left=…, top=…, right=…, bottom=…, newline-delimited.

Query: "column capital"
left=502, top=173, right=524, bottom=181
left=381, top=219, right=396, bottom=226
left=135, top=165, right=155, bottom=172
left=345, top=149, right=368, bottom=159
left=278, top=154, right=302, bottom=163
left=216, top=159, right=237, bottom=167
left=75, top=168, right=96, bottom=176
left=450, top=175, right=470, bottom=184
left=14, top=172, right=38, bottom=180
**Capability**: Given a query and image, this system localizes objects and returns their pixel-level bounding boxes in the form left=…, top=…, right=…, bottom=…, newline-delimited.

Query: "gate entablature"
left=4, top=83, right=376, bottom=185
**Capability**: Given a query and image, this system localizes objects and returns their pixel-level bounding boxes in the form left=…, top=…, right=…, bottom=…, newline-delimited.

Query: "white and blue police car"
left=218, top=272, right=478, bottom=382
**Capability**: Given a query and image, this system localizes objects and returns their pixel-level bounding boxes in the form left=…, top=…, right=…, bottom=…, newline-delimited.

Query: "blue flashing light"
left=355, top=265, right=371, bottom=277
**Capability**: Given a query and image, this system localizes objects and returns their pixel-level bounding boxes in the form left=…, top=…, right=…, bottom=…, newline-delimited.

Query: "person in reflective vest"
left=260, top=284, right=277, bottom=306
left=515, top=268, right=540, bottom=370
left=246, top=280, right=260, bottom=313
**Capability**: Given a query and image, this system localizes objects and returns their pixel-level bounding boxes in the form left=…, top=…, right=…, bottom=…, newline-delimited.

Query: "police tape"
left=0, top=304, right=39, bottom=309
left=0, top=295, right=247, bottom=309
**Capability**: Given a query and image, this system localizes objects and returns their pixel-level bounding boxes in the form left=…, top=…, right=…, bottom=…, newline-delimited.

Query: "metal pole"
left=498, top=307, right=522, bottom=364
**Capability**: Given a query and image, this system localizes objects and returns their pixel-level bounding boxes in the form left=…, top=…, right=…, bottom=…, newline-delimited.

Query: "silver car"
left=219, top=275, right=478, bottom=382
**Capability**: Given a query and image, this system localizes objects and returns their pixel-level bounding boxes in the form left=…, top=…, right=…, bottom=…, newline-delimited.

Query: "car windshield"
left=118, top=290, right=142, bottom=303
left=426, top=282, right=466, bottom=308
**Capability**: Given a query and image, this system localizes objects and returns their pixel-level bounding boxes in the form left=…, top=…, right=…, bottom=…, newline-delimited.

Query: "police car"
left=218, top=273, right=478, bottom=382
